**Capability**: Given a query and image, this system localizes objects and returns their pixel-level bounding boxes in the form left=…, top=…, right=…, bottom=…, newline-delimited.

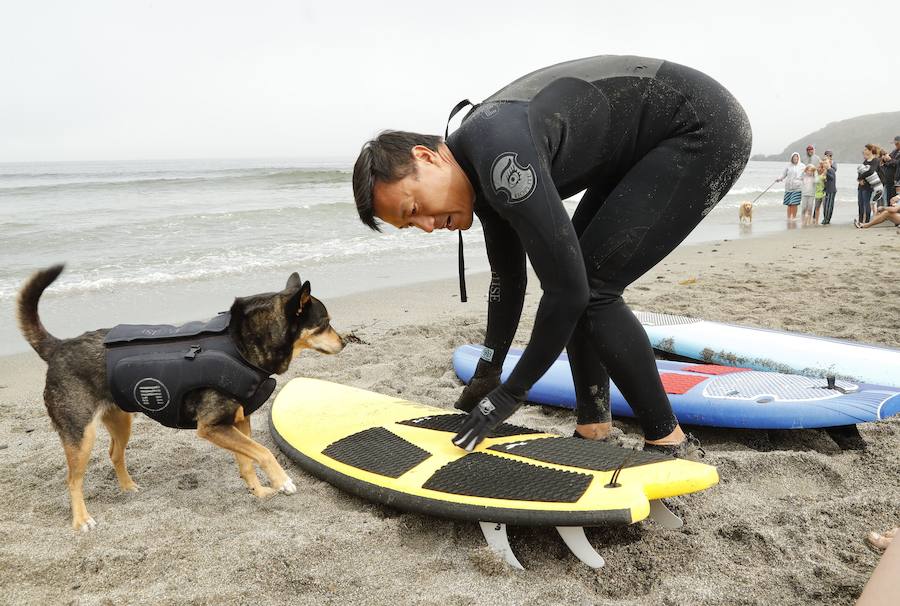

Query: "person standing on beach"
left=824, top=150, right=836, bottom=173
left=800, top=164, right=817, bottom=225
left=878, top=136, right=900, bottom=204
left=806, top=144, right=820, bottom=167
left=814, top=161, right=826, bottom=224
left=352, top=56, right=752, bottom=456
left=776, top=152, right=804, bottom=220
left=856, top=145, right=881, bottom=224
left=822, top=156, right=837, bottom=224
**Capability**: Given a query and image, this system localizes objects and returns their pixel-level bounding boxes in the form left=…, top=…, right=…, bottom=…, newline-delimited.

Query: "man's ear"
left=411, top=145, right=439, bottom=165
left=285, top=272, right=301, bottom=292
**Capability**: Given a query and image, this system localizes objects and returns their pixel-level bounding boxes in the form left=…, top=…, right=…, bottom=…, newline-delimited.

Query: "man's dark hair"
left=352, top=130, right=443, bottom=231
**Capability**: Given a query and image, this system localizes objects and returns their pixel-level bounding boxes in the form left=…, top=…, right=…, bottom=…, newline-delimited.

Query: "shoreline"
left=3, top=215, right=898, bottom=363
left=0, top=200, right=887, bottom=357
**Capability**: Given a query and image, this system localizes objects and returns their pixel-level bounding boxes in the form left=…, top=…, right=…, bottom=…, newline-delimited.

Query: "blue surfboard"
left=453, top=345, right=900, bottom=429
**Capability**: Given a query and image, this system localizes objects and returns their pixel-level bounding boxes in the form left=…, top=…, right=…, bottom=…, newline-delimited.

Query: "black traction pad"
left=422, top=452, right=592, bottom=503
left=397, top=414, right=542, bottom=438
left=488, top=437, right=672, bottom=471
left=322, top=427, right=431, bottom=478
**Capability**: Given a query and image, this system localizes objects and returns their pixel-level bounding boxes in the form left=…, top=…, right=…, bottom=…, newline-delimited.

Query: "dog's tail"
left=17, top=264, right=65, bottom=361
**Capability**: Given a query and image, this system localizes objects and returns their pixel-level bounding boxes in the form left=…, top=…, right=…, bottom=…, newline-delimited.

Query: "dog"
left=17, top=265, right=344, bottom=531
left=739, top=202, right=753, bottom=224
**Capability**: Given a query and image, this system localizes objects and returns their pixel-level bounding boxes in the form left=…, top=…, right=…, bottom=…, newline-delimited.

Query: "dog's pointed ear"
left=284, top=281, right=312, bottom=317
left=229, top=297, right=246, bottom=324
left=300, top=281, right=311, bottom=309
left=285, top=272, right=302, bottom=292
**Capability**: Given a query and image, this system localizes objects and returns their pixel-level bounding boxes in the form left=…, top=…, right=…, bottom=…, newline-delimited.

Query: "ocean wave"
left=1, top=200, right=359, bottom=242
left=723, top=186, right=777, bottom=196
left=0, top=167, right=351, bottom=195
left=0, top=227, right=484, bottom=301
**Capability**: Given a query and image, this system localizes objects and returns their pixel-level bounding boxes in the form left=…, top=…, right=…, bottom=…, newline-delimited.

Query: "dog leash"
left=749, top=180, right=778, bottom=205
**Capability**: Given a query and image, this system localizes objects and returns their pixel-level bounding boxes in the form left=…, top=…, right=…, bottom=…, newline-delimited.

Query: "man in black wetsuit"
left=352, top=56, right=752, bottom=456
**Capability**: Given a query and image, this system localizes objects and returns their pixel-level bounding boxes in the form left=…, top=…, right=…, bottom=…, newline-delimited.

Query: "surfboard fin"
left=556, top=526, right=606, bottom=568
left=479, top=522, right=524, bottom=570
left=478, top=522, right=608, bottom=570
left=649, top=500, right=684, bottom=529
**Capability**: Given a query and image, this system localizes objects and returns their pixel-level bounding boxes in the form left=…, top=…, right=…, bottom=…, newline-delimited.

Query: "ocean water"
left=0, top=159, right=862, bottom=355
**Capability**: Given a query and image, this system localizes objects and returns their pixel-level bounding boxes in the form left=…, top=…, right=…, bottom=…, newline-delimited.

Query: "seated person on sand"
left=868, top=527, right=898, bottom=550
left=855, top=194, right=900, bottom=228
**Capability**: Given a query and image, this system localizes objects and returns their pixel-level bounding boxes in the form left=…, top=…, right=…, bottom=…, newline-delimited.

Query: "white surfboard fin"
left=649, top=500, right=683, bottom=529
left=479, top=522, right=524, bottom=570
left=555, top=526, right=605, bottom=569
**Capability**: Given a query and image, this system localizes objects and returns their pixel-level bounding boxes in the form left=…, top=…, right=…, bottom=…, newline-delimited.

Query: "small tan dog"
left=739, top=202, right=753, bottom=223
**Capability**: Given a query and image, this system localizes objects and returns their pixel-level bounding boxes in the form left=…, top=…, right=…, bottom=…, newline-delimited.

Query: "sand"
left=1, top=222, right=898, bottom=605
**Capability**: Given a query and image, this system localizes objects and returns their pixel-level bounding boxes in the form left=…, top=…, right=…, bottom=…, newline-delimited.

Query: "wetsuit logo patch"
left=477, top=398, right=496, bottom=416
left=488, top=271, right=501, bottom=302
left=134, top=378, right=170, bottom=412
left=490, top=152, right=536, bottom=203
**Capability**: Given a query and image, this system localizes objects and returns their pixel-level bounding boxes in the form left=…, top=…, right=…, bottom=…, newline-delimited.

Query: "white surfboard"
left=635, top=311, right=900, bottom=389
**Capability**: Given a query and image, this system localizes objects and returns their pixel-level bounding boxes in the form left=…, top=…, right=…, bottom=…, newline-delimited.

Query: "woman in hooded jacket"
left=776, top=152, right=804, bottom=220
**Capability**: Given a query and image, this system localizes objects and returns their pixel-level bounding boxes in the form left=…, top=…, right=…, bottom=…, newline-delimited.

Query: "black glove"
left=452, top=383, right=524, bottom=451
left=454, top=360, right=502, bottom=412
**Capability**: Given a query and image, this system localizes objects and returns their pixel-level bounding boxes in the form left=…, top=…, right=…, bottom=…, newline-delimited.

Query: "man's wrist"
left=490, top=382, right=527, bottom=405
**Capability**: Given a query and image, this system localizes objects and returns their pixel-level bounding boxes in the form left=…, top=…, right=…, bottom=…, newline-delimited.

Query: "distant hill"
left=751, top=111, right=900, bottom=163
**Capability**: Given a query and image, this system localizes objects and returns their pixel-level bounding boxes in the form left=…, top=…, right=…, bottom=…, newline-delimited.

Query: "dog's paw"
left=75, top=517, right=97, bottom=532
left=252, top=486, right=277, bottom=499
left=121, top=481, right=139, bottom=493
left=278, top=478, right=297, bottom=495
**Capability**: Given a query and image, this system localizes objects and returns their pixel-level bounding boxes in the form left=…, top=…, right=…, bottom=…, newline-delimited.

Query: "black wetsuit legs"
left=566, top=66, right=751, bottom=440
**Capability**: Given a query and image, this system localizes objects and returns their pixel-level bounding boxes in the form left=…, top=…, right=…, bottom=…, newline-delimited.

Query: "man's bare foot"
left=575, top=423, right=612, bottom=441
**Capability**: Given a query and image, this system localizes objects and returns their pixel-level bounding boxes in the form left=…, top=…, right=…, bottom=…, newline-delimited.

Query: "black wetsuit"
left=447, top=56, right=752, bottom=448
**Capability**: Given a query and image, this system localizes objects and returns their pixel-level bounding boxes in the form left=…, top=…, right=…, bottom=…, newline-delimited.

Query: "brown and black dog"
left=17, top=265, right=343, bottom=531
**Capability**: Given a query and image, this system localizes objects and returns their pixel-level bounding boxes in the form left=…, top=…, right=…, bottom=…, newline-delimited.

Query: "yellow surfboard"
left=270, top=378, right=719, bottom=569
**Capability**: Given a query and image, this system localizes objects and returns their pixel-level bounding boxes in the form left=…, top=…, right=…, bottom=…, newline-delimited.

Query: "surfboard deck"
left=269, top=378, right=718, bottom=527
left=453, top=345, right=900, bottom=429
left=635, top=310, right=900, bottom=389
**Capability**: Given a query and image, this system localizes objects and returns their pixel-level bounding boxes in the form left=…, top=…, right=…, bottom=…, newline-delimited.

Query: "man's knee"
left=585, top=288, right=625, bottom=311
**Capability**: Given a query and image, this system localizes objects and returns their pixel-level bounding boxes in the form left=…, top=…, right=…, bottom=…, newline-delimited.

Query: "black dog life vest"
left=104, top=312, right=276, bottom=429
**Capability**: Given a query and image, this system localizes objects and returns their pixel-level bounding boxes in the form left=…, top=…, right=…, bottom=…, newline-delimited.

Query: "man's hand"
left=452, top=384, right=524, bottom=451
left=454, top=361, right=502, bottom=412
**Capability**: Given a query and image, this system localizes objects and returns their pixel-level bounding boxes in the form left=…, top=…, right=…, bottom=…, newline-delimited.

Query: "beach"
left=1, top=221, right=899, bottom=605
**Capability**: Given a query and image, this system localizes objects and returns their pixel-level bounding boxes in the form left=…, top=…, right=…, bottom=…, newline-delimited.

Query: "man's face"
left=894, top=141, right=900, bottom=151
left=372, top=147, right=474, bottom=233
left=807, top=147, right=814, bottom=156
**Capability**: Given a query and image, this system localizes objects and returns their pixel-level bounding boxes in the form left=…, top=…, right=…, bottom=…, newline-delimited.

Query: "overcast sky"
left=2, top=0, right=896, bottom=163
